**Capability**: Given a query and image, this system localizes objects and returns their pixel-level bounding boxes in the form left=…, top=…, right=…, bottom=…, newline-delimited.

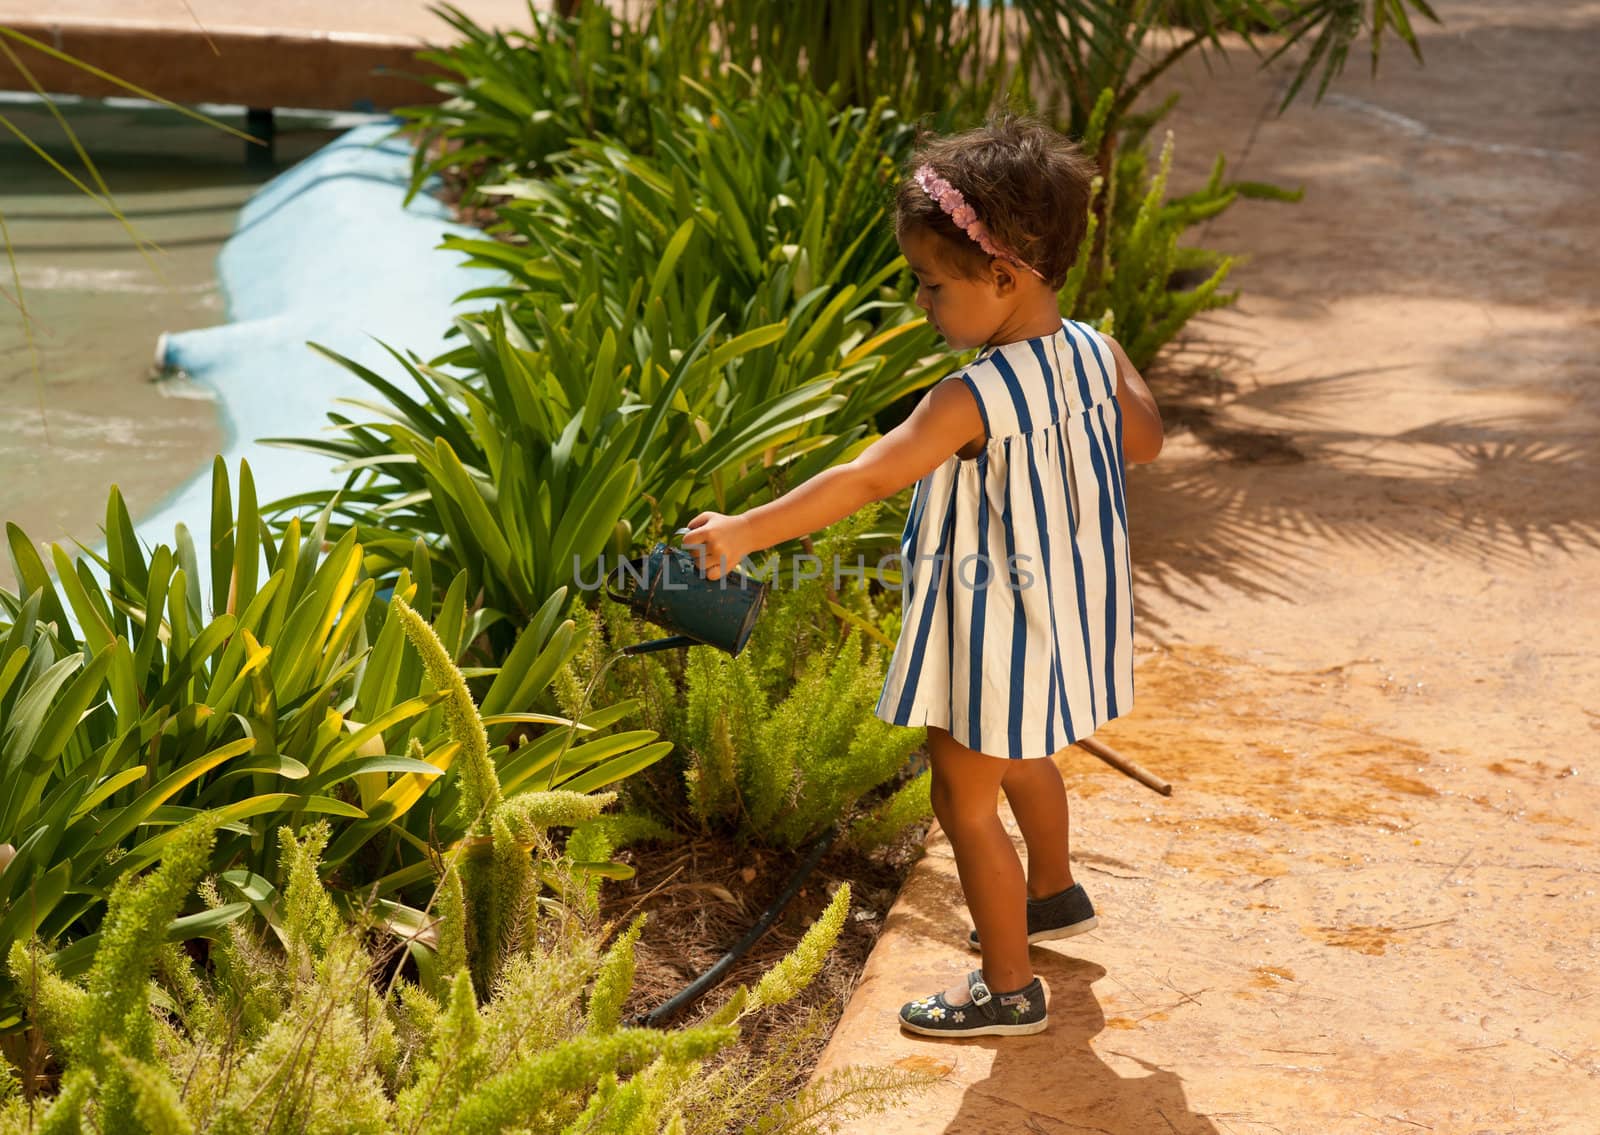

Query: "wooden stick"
left=1076, top=736, right=1172, bottom=796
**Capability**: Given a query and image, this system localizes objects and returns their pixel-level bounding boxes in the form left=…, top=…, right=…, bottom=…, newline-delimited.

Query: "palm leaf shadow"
left=1131, top=330, right=1599, bottom=631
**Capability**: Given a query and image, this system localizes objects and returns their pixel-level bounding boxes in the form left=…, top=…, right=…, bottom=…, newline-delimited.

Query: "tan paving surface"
left=0, top=1, right=550, bottom=108
left=814, top=3, right=1600, bottom=1132
left=4, top=0, right=544, bottom=41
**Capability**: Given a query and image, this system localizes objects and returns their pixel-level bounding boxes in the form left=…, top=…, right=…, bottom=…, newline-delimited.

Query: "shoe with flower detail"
left=898, top=970, right=1047, bottom=1037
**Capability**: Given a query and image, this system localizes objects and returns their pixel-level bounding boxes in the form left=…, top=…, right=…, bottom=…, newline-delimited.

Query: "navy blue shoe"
left=899, top=970, right=1048, bottom=1038
left=967, top=883, right=1097, bottom=951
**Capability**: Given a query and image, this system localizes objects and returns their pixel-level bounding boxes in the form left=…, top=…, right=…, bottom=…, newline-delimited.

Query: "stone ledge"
left=0, top=2, right=546, bottom=109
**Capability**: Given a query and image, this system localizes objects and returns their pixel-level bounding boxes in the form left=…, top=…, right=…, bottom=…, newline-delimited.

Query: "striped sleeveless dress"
left=874, top=318, right=1134, bottom=759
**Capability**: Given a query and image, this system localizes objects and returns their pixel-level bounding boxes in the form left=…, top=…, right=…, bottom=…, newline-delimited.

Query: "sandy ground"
left=816, top=3, right=1600, bottom=1132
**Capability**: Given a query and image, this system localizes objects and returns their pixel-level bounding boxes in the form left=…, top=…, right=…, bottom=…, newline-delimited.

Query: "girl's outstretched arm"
left=683, top=377, right=985, bottom=579
left=1105, top=334, right=1163, bottom=464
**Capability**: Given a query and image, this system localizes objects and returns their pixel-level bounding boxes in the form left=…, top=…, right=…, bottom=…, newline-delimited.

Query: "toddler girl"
left=683, top=115, right=1163, bottom=1037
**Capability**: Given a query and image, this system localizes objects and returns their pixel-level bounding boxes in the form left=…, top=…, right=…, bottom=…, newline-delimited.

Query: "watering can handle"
left=676, top=525, right=745, bottom=582
left=672, top=527, right=708, bottom=575
left=605, top=529, right=698, bottom=602
left=611, top=542, right=705, bottom=654
left=604, top=554, right=647, bottom=606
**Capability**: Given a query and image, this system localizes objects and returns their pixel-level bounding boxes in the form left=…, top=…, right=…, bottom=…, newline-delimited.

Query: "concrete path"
left=0, top=1, right=546, bottom=109
left=814, top=4, right=1599, bottom=1132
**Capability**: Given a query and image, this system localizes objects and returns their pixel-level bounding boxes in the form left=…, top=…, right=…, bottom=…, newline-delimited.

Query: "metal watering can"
left=606, top=537, right=768, bottom=657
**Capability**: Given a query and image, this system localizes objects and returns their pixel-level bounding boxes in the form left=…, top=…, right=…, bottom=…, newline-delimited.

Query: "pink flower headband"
left=913, top=164, right=1044, bottom=280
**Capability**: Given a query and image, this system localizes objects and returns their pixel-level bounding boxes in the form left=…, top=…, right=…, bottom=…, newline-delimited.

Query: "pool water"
left=0, top=96, right=374, bottom=589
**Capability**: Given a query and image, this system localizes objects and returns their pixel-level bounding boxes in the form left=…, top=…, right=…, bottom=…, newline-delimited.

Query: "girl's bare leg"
left=927, top=726, right=1032, bottom=999
left=1000, top=755, right=1076, bottom=899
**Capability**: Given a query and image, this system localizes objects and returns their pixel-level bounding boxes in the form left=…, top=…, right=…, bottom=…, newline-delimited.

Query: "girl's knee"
left=930, top=780, right=997, bottom=833
left=929, top=761, right=969, bottom=813
left=928, top=729, right=1009, bottom=829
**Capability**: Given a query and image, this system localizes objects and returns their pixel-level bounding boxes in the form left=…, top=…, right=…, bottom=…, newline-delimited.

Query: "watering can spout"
left=607, top=540, right=767, bottom=657
left=622, top=634, right=699, bottom=656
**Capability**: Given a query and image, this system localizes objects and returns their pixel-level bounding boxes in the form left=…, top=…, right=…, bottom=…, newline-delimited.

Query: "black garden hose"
left=632, top=823, right=840, bottom=1028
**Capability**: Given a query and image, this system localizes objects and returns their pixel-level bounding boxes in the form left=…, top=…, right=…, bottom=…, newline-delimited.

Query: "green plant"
left=702, top=1, right=1438, bottom=145
left=456, top=77, right=917, bottom=335
left=700, top=626, right=927, bottom=849
left=677, top=1002, right=942, bottom=1135
left=640, top=0, right=1435, bottom=133
left=467, top=67, right=948, bottom=449
left=461, top=67, right=950, bottom=453
left=556, top=511, right=931, bottom=851
left=711, top=0, right=1019, bottom=117
left=0, top=461, right=664, bottom=1027
left=269, top=300, right=867, bottom=630
left=278, top=75, right=950, bottom=625
left=2, top=797, right=925, bottom=1132
left=274, top=314, right=650, bottom=645
left=396, top=1, right=714, bottom=203
left=0, top=815, right=716, bottom=1133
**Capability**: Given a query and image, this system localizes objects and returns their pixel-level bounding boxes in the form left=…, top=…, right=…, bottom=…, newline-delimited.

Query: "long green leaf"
left=85, top=737, right=255, bottom=855
left=554, top=741, right=673, bottom=795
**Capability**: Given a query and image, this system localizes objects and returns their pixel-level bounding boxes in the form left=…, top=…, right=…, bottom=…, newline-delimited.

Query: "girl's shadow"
left=937, top=951, right=1220, bottom=1134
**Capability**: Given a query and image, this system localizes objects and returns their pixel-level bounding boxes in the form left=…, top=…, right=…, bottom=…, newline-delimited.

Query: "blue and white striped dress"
left=874, top=319, right=1134, bottom=759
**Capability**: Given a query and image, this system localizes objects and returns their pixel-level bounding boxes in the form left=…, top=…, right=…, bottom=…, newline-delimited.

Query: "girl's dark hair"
left=895, top=114, right=1099, bottom=290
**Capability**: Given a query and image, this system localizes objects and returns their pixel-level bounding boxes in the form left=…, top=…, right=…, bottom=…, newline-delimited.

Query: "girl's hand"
left=681, top=512, right=754, bottom=581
